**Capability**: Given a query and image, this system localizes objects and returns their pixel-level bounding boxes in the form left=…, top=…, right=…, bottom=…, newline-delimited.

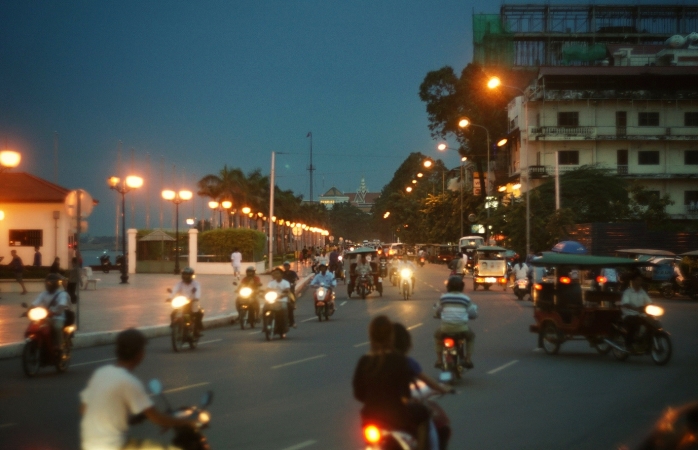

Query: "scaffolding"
left=474, top=4, right=698, bottom=68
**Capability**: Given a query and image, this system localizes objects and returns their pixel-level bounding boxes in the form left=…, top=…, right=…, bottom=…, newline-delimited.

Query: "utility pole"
left=53, top=132, right=58, bottom=184
left=268, top=152, right=276, bottom=272
left=307, top=132, right=314, bottom=202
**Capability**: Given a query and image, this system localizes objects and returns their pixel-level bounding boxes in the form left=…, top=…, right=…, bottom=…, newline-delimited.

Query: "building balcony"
left=530, top=126, right=596, bottom=140
left=529, top=126, right=698, bottom=141
left=686, top=204, right=698, bottom=216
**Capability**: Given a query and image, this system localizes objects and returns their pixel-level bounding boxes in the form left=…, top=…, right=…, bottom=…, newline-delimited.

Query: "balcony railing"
left=617, top=165, right=628, bottom=175
left=529, top=126, right=698, bottom=140
left=686, top=204, right=698, bottom=215
left=530, top=126, right=596, bottom=138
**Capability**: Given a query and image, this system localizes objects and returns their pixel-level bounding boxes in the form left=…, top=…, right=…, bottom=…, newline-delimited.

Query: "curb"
left=0, top=274, right=314, bottom=361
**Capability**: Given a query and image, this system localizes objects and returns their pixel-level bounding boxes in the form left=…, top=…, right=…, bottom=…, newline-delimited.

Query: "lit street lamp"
left=162, top=189, right=193, bottom=274
left=0, top=150, right=21, bottom=172
left=108, top=175, right=144, bottom=283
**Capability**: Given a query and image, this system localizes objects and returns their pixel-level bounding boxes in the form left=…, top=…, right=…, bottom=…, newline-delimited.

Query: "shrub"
left=199, top=229, right=266, bottom=261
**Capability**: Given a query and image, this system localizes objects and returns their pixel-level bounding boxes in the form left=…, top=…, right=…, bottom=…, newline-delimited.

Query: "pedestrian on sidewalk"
left=66, top=257, right=80, bottom=304
left=231, top=248, right=242, bottom=280
left=33, top=246, right=42, bottom=267
left=9, top=250, right=28, bottom=295
left=49, top=257, right=61, bottom=273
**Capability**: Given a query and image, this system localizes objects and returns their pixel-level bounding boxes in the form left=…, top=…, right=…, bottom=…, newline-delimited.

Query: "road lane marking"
left=0, top=423, right=17, bottom=429
left=272, top=354, right=326, bottom=370
left=487, top=360, right=519, bottom=375
left=371, top=305, right=391, bottom=313
left=198, top=339, right=222, bottom=345
left=163, top=382, right=211, bottom=394
left=353, top=341, right=369, bottom=348
left=407, top=323, right=423, bottom=330
left=301, top=317, right=318, bottom=323
left=340, top=301, right=347, bottom=306
left=281, top=440, right=317, bottom=450
left=72, top=357, right=117, bottom=367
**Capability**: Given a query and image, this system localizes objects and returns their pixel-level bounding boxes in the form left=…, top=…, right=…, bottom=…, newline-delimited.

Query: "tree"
left=327, top=202, right=371, bottom=242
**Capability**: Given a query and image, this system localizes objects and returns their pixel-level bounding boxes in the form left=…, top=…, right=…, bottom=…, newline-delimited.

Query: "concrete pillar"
left=188, top=228, right=198, bottom=271
left=127, top=228, right=138, bottom=274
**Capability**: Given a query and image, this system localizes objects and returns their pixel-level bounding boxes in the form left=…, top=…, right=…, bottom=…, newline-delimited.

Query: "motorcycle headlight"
left=171, top=296, right=190, bottom=309
left=317, top=288, right=326, bottom=297
left=338, top=256, right=343, bottom=261
left=198, top=411, right=210, bottom=425
left=400, top=269, right=412, bottom=278
left=264, top=291, right=278, bottom=303
left=645, top=304, right=664, bottom=317
left=239, top=287, right=253, bottom=298
left=364, top=425, right=382, bottom=444
left=28, top=307, right=48, bottom=321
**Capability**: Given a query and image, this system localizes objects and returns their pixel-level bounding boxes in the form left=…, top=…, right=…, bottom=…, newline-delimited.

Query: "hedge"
left=0, top=266, right=64, bottom=280
left=199, top=228, right=266, bottom=262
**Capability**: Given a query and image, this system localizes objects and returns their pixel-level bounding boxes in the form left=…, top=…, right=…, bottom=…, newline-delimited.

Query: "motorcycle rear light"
left=596, top=276, right=607, bottom=284
left=364, top=425, right=381, bottom=444
left=559, top=276, right=571, bottom=284
left=443, top=338, right=455, bottom=348
left=534, top=283, right=543, bottom=291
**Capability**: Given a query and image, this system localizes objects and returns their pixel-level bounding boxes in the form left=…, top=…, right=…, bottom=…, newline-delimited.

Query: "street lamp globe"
left=417, top=173, right=423, bottom=178
left=0, top=150, right=21, bottom=169
left=487, top=77, right=501, bottom=89
left=423, top=160, right=433, bottom=168
left=411, top=179, right=417, bottom=184
left=208, top=201, right=219, bottom=209
left=125, top=176, right=144, bottom=189
left=242, top=206, right=251, bottom=214
left=162, top=190, right=176, bottom=201
left=221, top=200, right=232, bottom=209
left=458, top=118, right=470, bottom=128
left=437, top=143, right=447, bottom=151
left=497, top=138, right=509, bottom=147
left=405, top=186, right=413, bottom=193
left=179, top=190, right=193, bottom=201
left=108, top=176, right=121, bottom=188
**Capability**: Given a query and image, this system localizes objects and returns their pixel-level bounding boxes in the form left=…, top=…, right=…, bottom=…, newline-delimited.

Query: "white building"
left=504, top=63, right=698, bottom=219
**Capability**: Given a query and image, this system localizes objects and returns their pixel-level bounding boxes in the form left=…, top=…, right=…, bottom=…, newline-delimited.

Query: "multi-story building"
left=503, top=54, right=698, bottom=219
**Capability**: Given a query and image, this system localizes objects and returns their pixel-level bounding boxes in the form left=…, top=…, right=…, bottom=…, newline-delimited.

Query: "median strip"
left=271, top=354, right=326, bottom=370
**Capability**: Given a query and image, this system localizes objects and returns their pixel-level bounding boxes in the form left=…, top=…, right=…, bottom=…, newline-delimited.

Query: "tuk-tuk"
left=528, top=253, right=670, bottom=362
left=459, top=236, right=484, bottom=274
left=344, top=247, right=383, bottom=299
left=616, top=249, right=679, bottom=298
left=436, top=245, right=457, bottom=264
left=473, top=246, right=508, bottom=291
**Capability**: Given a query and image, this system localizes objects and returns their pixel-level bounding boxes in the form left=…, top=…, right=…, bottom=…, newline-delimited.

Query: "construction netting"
left=473, top=14, right=515, bottom=67
left=561, top=43, right=608, bottom=65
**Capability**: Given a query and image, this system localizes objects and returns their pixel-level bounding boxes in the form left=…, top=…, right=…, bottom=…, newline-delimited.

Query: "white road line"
left=249, top=331, right=262, bottom=335
left=301, top=317, right=317, bottom=323
left=407, top=323, right=423, bottom=330
left=0, top=423, right=17, bottom=429
left=487, top=360, right=519, bottom=375
left=272, top=354, right=326, bottom=370
left=340, top=301, right=347, bottom=306
left=163, top=382, right=211, bottom=394
left=72, top=357, right=117, bottom=367
left=281, top=440, right=317, bottom=450
left=198, top=339, right=222, bottom=345
left=353, top=341, right=369, bottom=348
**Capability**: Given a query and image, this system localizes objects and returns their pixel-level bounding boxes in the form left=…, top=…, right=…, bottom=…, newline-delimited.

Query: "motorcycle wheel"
left=402, top=284, right=409, bottom=300
left=541, top=322, right=561, bottom=355
left=239, top=310, right=246, bottom=330
left=610, top=329, right=629, bottom=361
left=593, top=339, right=611, bottom=355
left=265, top=318, right=274, bottom=341
left=249, top=310, right=256, bottom=329
left=360, top=287, right=366, bottom=300
left=651, top=331, right=672, bottom=366
left=484, top=284, right=491, bottom=291
left=189, top=331, right=198, bottom=349
left=171, top=322, right=185, bottom=352
left=317, top=307, right=323, bottom=322
left=56, top=338, right=72, bottom=373
left=660, top=285, right=674, bottom=299
left=22, top=340, right=41, bottom=377
left=324, top=307, right=329, bottom=321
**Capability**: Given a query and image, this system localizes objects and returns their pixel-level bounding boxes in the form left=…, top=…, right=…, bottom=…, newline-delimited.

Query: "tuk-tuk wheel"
left=541, top=322, right=561, bottom=355
left=593, top=339, right=611, bottom=355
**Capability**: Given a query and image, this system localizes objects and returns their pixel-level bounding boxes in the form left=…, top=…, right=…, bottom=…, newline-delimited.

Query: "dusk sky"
left=0, top=0, right=637, bottom=236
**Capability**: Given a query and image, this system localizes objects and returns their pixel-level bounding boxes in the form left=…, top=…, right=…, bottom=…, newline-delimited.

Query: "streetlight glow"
left=242, top=206, right=251, bottom=214
left=125, top=176, right=144, bottom=189
left=417, top=173, right=423, bottom=178
left=437, top=143, right=447, bottom=151
left=383, top=211, right=390, bottom=218
left=406, top=186, right=413, bottom=193
left=423, top=160, right=433, bottom=168
left=498, top=185, right=507, bottom=192
left=162, top=190, right=176, bottom=200
left=208, top=201, right=219, bottom=209
left=411, top=179, right=417, bottom=184
left=179, top=190, right=193, bottom=201
left=497, top=138, right=508, bottom=147
left=0, top=150, right=21, bottom=169
left=513, top=183, right=522, bottom=190
left=487, top=77, right=501, bottom=89
left=221, top=200, right=232, bottom=209
left=458, top=118, right=470, bottom=128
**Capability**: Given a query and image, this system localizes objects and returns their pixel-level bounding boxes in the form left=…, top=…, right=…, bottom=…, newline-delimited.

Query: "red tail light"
left=559, top=276, right=571, bottom=284
left=443, top=337, right=455, bottom=348
left=364, top=425, right=381, bottom=443
left=596, top=276, right=607, bottom=284
left=534, top=283, right=543, bottom=291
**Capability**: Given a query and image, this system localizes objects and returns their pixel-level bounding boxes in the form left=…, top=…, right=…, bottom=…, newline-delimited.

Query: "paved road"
left=1, top=263, right=697, bottom=449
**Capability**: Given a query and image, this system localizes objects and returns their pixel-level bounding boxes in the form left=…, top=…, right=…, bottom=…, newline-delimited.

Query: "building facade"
left=318, top=178, right=380, bottom=213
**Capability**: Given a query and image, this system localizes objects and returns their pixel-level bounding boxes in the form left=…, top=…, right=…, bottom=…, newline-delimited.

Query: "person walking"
left=66, top=257, right=81, bottom=304
left=32, top=246, right=42, bottom=267
left=230, top=248, right=243, bottom=280
left=9, top=250, right=28, bottom=295
left=49, top=257, right=61, bottom=273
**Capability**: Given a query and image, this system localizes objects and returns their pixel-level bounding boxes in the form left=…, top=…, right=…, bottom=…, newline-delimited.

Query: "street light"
left=162, top=189, right=193, bottom=274
left=0, top=150, right=21, bottom=172
left=108, top=175, right=144, bottom=283
left=488, top=76, right=530, bottom=256
left=208, top=200, right=232, bottom=228
left=406, top=186, right=413, bottom=193
left=423, top=160, right=433, bottom=168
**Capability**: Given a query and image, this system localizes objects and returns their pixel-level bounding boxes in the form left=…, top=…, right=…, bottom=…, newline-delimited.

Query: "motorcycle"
left=20, top=302, right=75, bottom=377
left=437, top=334, right=467, bottom=383
left=167, top=295, right=199, bottom=352
left=419, top=256, right=425, bottom=267
left=660, top=277, right=698, bottom=300
left=314, top=284, right=335, bottom=321
left=513, top=278, right=531, bottom=301
left=379, top=259, right=388, bottom=278
left=236, top=286, right=258, bottom=330
left=99, top=254, right=111, bottom=273
left=333, top=257, right=345, bottom=283
left=262, top=291, right=288, bottom=341
left=605, top=304, right=673, bottom=366
left=131, top=379, right=213, bottom=450
left=357, top=274, right=371, bottom=300
left=389, top=267, right=398, bottom=287
left=400, top=268, right=413, bottom=300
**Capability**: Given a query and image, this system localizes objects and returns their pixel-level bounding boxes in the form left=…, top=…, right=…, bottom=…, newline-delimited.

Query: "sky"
left=0, top=0, right=659, bottom=236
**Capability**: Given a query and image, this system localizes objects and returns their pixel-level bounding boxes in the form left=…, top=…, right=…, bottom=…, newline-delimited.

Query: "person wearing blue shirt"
left=311, top=263, right=336, bottom=308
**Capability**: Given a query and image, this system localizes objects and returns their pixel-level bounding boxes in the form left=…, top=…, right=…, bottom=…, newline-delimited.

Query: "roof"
left=477, top=246, right=508, bottom=252
left=139, top=230, right=175, bottom=241
left=346, top=192, right=380, bottom=204
left=531, top=253, right=654, bottom=268
left=321, top=187, right=344, bottom=197
left=538, top=66, right=698, bottom=77
left=0, top=172, right=71, bottom=203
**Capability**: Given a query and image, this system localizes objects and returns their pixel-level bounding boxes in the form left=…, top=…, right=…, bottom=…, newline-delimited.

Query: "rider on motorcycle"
left=434, top=276, right=477, bottom=369
left=80, top=329, right=196, bottom=450
left=620, top=271, right=653, bottom=350
left=282, top=261, right=299, bottom=328
left=171, top=267, right=204, bottom=338
left=396, top=255, right=417, bottom=291
left=311, top=263, right=337, bottom=307
left=236, top=266, right=262, bottom=322
left=31, top=273, right=71, bottom=352
left=265, top=267, right=291, bottom=338
left=355, top=254, right=374, bottom=289
left=512, top=258, right=530, bottom=285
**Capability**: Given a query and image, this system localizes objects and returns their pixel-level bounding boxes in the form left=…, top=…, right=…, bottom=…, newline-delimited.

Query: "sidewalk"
left=0, top=261, right=313, bottom=357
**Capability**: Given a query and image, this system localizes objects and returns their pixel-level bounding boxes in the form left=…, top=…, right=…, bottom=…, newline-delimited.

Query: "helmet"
left=246, top=266, right=256, bottom=274
left=283, top=261, right=291, bottom=267
left=45, top=273, right=62, bottom=292
left=181, top=267, right=195, bottom=282
left=446, top=276, right=465, bottom=292
left=318, top=262, right=327, bottom=269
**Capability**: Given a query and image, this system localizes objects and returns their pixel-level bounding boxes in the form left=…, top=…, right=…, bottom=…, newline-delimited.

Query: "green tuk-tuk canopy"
left=477, top=246, right=507, bottom=252
left=345, top=246, right=378, bottom=256
left=531, top=253, right=654, bottom=268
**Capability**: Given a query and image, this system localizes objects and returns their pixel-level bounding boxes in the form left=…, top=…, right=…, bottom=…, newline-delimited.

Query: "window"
left=685, top=191, right=698, bottom=210
left=638, top=151, right=660, bottom=165
left=558, top=150, right=579, bottom=165
left=9, top=230, right=43, bottom=247
left=685, top=150, right=698, bottom=165
left=557, top=112, right=579, bottom=127
left=616, top=111, right=627, bottom=126
left=638, top=112, right=659, bottom=126
left=685, top=112, right=698, bottom=127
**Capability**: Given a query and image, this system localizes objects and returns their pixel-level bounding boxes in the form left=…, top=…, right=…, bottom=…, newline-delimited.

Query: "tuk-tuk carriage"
left=472, top=246, right=508, bottom=291
left=528, top=253, right=671, bottom=364
left=345, top=247, right=383, bottom=299
left=436, top=245, right=457, bottom=264
left=615, top=249, right=679, bottom=298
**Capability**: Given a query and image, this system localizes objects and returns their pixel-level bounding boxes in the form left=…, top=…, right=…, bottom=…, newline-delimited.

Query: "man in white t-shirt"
left=230, top=249, right=243, bottom=279
left=80, top=329, right=194, bottom=450
left=264, top=268, right=291, bottom=338
left=620, top=272, right=652, bottom=350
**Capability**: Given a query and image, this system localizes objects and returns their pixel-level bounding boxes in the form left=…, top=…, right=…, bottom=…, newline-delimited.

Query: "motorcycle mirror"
left=200, top=391, right=214, bottom=407
left=148, top=379, right=163, bottom=396
left=21, top=302, right=28, bottom=308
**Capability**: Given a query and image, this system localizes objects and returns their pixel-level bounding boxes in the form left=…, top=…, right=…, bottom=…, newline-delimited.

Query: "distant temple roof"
left=0, top=172, right=71, bottom=203
left=322, top=187, right=344, bottom=197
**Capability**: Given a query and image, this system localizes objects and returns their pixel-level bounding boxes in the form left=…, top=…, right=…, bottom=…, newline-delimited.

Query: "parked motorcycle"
left=400, top=268, right=413, bottom=300
left=236, top=287, right=258, bottom=330
left=20, top=302, right=75, bottom=377
left=605, top=304, right=672, bottom=365
left=660, top=277, right=698, bottom=300
left=314, top=284, right=335, bottom=321
left=262, top=291, right=287, bottom=341
left=513, top=278, right=531, bottom=301
left=99, top=254, right=111, bottom=273
left=131, top=379, right=213, bottom=450
left=167, top=295, right=199, bottom=352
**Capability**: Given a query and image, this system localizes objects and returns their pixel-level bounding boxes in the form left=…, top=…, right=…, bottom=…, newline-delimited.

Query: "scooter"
left=314, top=284, right=335, bottom=321
left=605, top=304, right=673, bottom=366
left=167, top=294, right=200, bottom=352
left=357, top=274, right=371, bottom=300
left=20, top=303, right=75, bottom=377
left=437, top=334, right=468, bottom=383
left=262, top=291, right=288, bottom=341
left=236, top=286, right=259, bottom=330
left=130, top=379, right=213, bottom=450
left=419, top=256, right=426, bottom=267
left=99, top=253, right=111, bottom=273
left=400, top=268, right=413, bottom=300
left=660, top=277, right=698, bottom=300
left=513, top=278, right=531, bottom=301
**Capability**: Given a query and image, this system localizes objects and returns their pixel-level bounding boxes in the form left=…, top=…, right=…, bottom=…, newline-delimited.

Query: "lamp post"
left=108, top=175, right=144, bottom=283
left=487, top=76, right=530, bottom=256
left=162, top=189, right=193, bottom=274
left=241, top=207, right=251, bottom=228
left=208, top=200, right=232, bottom=228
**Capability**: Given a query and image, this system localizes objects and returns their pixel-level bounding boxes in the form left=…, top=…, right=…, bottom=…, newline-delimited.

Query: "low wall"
left=0, top=280, right=45, bottom=293
left=193, top=261, right=266, bottom=275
